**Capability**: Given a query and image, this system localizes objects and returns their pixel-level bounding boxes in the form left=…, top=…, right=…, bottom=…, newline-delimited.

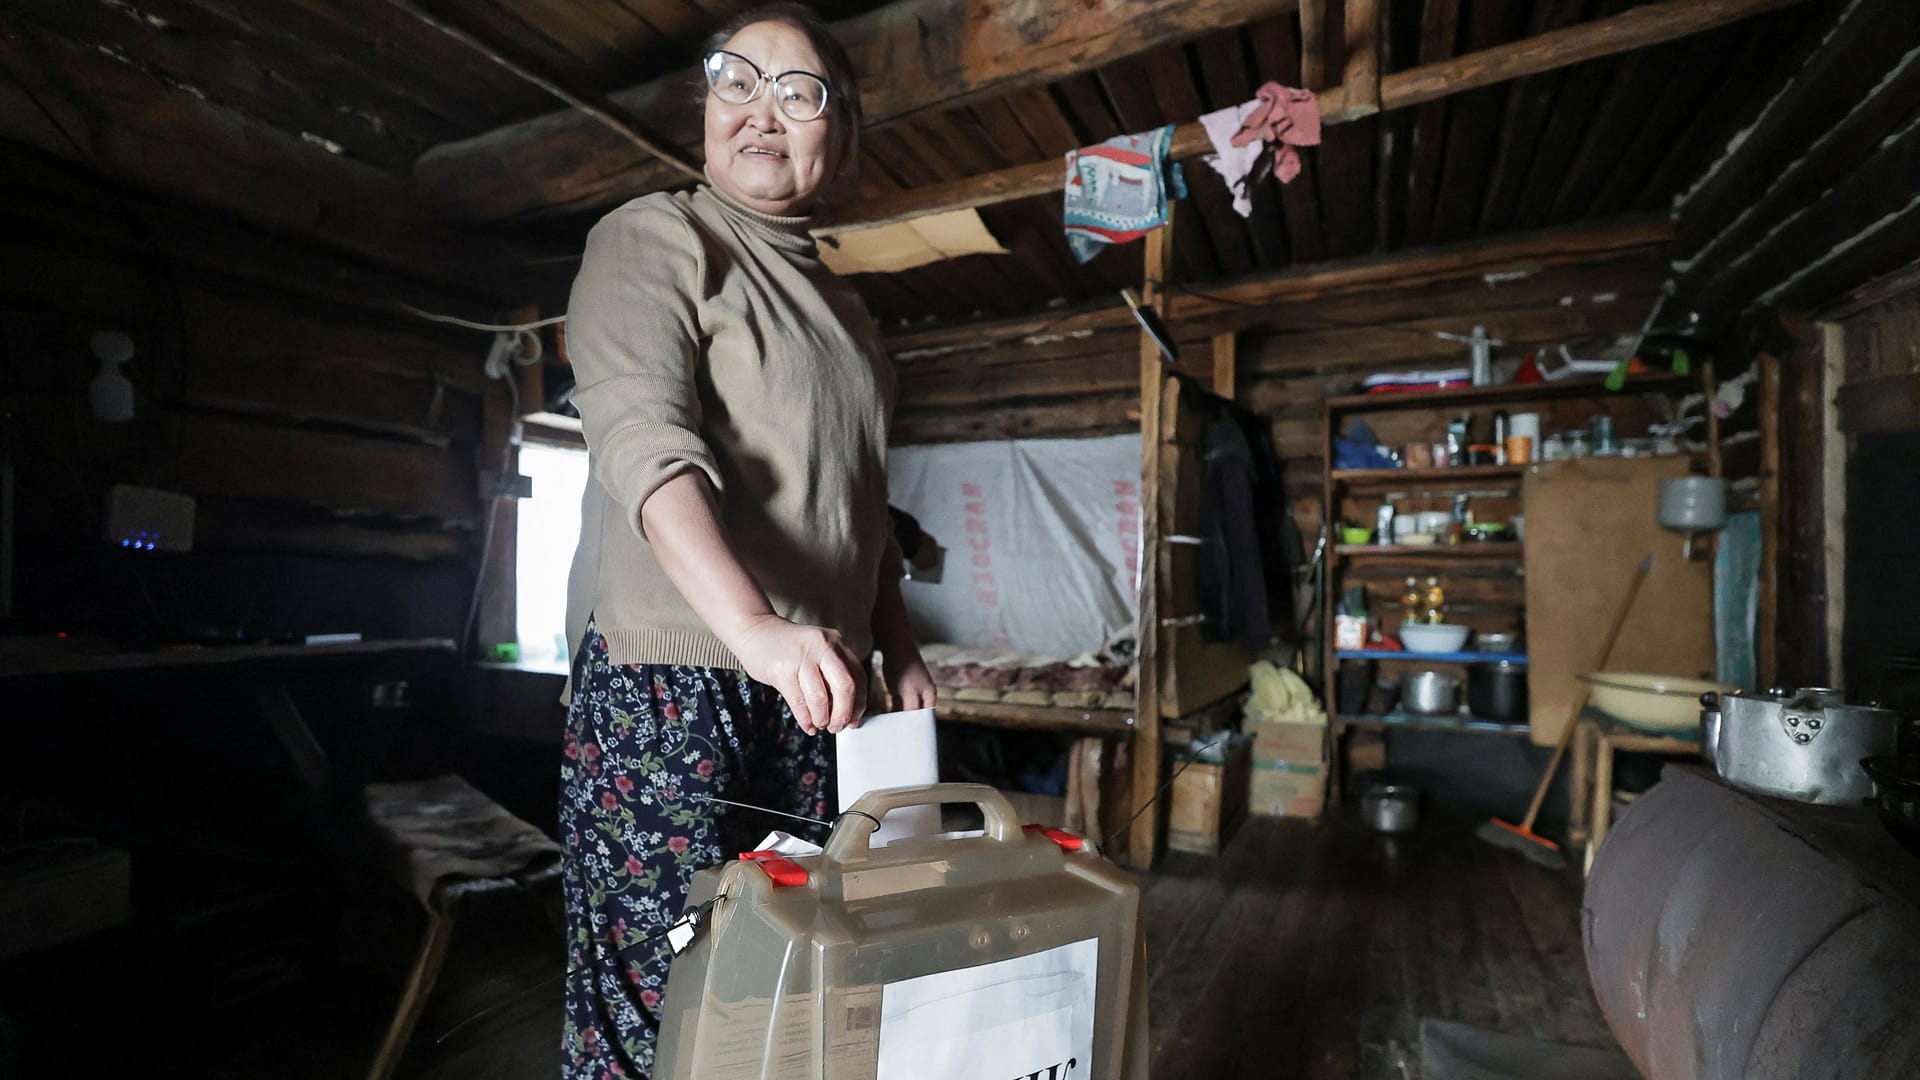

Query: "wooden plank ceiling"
left=0, top=0, right=1841, bottom=329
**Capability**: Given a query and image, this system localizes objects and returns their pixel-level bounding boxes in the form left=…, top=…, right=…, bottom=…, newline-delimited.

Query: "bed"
left=920, top=642, right=1136, bottom=735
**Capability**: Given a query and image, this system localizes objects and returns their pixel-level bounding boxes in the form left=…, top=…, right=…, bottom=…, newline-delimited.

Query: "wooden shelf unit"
left=1318, top=370, right=1714, bottom=796
left=1335, top=542, right=1524, bottom=560
left=1324, top=373, right=1693, bottom=415
left=1333, top=712, right=1532, bottom=738
left=1331, top=464, right=1527, bottom=487
left=1336, top=649, right=1527, bottom=664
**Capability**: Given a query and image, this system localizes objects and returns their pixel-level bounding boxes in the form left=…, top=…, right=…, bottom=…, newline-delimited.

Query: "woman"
left=556, top=5, right=934, bottom=1076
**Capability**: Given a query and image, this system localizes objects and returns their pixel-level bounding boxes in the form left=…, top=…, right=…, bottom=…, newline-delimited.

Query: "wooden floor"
left=417, top=809, right=1616, bottom=1080
left=4, top=809, right=1616, bottom=1079
left=1140, top=812, right=1614, bottom=1078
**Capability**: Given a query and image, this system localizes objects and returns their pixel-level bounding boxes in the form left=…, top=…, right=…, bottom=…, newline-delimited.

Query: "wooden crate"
left=1167, top=733, right=1254, bottom=855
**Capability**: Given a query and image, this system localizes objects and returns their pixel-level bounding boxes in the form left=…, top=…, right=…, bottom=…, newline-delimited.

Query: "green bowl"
left=1341, top=526, right=1373, bottom=545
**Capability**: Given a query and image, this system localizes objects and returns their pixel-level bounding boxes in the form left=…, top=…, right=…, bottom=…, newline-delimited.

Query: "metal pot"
left=1700, top=687, right=1902, bottom=804
left=1473, top=631, right=1519, bottom=653
left=1401, top=670, right=1459, bottom=715
left=1361, top=784, right=1420, bottom=834
left=1467, top=661, right=1528, bottom=724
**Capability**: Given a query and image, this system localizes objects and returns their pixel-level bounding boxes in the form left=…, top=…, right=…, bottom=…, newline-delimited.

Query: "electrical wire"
left=394, top=302, right=566, bottom=333
left=429, top=794, right=879, bottom=1047
left=431, top=728, right=1239, bottom=1044
left=0, top=63, right=97, bottom=168
left=1107, top=731, right=1231, bottom=846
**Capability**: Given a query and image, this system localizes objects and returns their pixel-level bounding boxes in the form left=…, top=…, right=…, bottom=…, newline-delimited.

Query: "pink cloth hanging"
left=1229, top=82, right=1321, bottom=184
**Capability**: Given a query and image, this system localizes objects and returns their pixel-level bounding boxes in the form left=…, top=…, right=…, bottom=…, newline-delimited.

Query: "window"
left=515, top=441, right=589, bottom=671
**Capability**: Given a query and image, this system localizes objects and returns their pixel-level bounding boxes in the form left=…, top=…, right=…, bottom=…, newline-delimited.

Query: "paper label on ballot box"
left=876, top=937, right=1097, bottom=1080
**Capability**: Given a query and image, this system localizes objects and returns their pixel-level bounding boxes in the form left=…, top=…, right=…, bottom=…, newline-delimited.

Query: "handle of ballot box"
left=823, top=783, right=1021, bottom=862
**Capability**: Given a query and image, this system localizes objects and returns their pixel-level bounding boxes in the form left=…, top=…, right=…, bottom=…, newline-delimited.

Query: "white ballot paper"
left=876, top=937, right=1098, bottom=1080
left=835, top=707, right=940, bottom=846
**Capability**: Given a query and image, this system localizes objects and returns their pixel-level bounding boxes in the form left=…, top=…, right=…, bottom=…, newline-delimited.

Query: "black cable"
left=0, top=63, right=97, bottom=168
left=837, top=809, right=882, bottom=831
left=432, top=745, right=1251, bottom=1050
left=1107, top=732, right=1231, bottom=847
left=428, top=795, right=890, bottom=1045
left=699, top=794, right=832, bottom=829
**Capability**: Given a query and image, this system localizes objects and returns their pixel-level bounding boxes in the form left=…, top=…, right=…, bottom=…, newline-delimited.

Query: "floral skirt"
left=558, top=619, right=834, bottom=1079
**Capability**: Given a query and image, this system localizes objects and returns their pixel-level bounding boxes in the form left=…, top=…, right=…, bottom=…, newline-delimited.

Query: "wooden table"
left=0, top=636, right=455, bottom=680
left=0, top=637, right=458, bottom=817
left=1569, top=708, right=1701, bottom=873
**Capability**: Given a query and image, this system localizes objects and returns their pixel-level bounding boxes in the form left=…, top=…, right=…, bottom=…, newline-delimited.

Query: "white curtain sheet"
left=887, top=434, right=1141, bottom=658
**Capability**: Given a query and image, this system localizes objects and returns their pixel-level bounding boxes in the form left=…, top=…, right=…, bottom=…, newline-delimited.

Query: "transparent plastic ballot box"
left=654, top=783, right=1149, bottom=1080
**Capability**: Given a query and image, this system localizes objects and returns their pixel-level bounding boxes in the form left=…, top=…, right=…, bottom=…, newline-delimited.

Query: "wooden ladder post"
left=1340, top=0, right=1383, bottom=120
left=1211, top=332, right=1237, bottom=401
left=1131, top=212, right=1177, bottom=870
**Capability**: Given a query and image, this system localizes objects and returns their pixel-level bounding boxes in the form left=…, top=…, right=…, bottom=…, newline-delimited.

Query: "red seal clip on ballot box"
left=654, top=783, right=1149, bottom=1080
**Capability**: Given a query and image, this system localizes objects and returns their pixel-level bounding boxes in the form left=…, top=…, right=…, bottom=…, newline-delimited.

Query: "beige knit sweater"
left=562, top=180, right=898, bottom=679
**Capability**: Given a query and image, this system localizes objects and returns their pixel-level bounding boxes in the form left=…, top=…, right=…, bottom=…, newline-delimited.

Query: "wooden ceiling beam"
left=823, top=0, right=1812, bottom=237
left=0, top=14, right=565, bottom=305
left=377, top=0, right=703, bottom=184
left=884, top=215, right=1672, bottom=355
left=1470, top=0, right=1590, bottom=236
left=892, top=250, right=1663, bottom=380
left=1299, top=0, right=1330, bottom=93
left=0, top=143, right=505, bottom=327
left=896, top=291, right=1660, bottom=410
left=1694, top=117, right=1920, bottom=323
left=1248, top=13, right=1325, bottom=263
left=1673, top=0, right=1919, bottom=260
left=414, top=0, right=1303, bottom=224
left=1400, top=0, right=1463, bottom=246
left=1336, top=0, right=1382, bottom=120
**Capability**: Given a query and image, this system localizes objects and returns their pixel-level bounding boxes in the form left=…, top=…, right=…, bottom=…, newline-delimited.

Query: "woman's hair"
left=696, top=3, right=863, bottom=184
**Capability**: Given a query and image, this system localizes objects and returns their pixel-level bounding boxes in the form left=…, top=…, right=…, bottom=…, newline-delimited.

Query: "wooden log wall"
left=0, top=153, right=511, bottom=644
left=891, top=234, right=1674, bottom=562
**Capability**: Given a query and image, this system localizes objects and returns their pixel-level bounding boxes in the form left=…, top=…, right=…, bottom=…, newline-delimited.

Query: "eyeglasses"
left=703, top=50, right=830, bottom=123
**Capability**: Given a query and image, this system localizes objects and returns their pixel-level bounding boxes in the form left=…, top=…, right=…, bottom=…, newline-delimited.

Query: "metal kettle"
left=1699, top=687, right=1901, bottom=804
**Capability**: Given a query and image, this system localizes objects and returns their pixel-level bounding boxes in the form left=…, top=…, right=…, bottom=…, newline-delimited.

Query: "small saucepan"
left=1401, top=670, right=1460, bottom=715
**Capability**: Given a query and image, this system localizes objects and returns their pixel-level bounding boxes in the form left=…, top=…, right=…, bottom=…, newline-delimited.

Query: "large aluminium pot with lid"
left=1700, top=687, right=1902, bottom=804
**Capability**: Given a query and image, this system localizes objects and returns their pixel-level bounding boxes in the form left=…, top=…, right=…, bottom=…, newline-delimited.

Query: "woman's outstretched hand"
left=885, top=654, right=936, bottom=712
left=732, top=614, right=867, bottom=735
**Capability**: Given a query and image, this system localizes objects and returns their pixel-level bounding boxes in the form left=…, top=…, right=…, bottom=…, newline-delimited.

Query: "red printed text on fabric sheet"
left=1114, top=480, right=1140, bottom=580
left=960, top=482, right=1010, bottom=646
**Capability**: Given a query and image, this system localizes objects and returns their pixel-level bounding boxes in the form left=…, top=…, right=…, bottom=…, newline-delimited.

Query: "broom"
left=1477, top=553, right=1653, bottom=869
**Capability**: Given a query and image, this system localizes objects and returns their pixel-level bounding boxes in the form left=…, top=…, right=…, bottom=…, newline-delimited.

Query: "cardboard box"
left=1168, top=733, right=1253, bottom=855
left=1247, top=719, right=1328, bottom=768
left=1249, top=759, right=1326, bottom=820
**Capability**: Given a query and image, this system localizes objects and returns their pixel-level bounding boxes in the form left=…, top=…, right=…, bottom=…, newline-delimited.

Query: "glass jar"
left=1541, top=434, right=1567, bottom=461
left=1568, top=430, right=1592, bottom=458
left=1588, top=415, right=1615, bottom=455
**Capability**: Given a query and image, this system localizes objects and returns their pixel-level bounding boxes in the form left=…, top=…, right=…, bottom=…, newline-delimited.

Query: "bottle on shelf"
left=1401, top=577, right=1422, bottom=626
left=1445, top=414, right=1470, bottom=468
left=1423, top=577, right=1447, bottom=624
